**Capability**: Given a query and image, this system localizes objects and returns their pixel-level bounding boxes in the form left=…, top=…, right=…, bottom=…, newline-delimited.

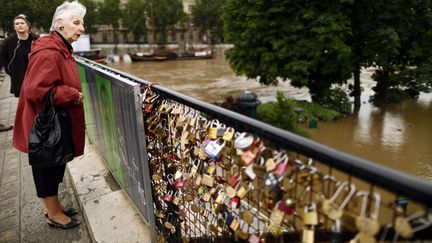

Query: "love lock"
left=354, top=191, right=381, bottom=237
left=234, top=132, right=254, bottom=149
left=321, top=181, right=356, bottom=220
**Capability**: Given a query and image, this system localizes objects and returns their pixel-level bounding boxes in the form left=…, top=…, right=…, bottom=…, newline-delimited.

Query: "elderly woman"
left=0, top=14, right=37, bottom=97
left=13, top=1, right=85, bottom=229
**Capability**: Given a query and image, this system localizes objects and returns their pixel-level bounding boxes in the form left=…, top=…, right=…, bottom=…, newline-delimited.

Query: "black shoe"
left=44, top=208, right=79, bottom=218
left=47, top=218, right=80, bottom=229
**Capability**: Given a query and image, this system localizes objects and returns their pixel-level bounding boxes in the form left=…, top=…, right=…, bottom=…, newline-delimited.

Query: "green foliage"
left=80, top=0, right=99, bottom=35
left=256, top=92, right=297, bottom=132
left=295, top=100, right=342, bottom=122
left=223, top=0, right=353, bottom=102
left=98, top=0, right=122, bottom=30
left=148, top=0, right=185, bottom=44
left=316, top=87, right=351, bottom=115
left=191, top=0, right=226, bottom=44
left=123, top=0, right=147, bottom=41
left=0, top=0, right=63, bottom=33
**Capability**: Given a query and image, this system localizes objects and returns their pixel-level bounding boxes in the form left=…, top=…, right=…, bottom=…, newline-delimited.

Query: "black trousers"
left=31, top=164, right=66, bottom=198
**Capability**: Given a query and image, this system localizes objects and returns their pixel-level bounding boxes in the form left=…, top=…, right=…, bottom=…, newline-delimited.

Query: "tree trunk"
left=353, top=62, right=361, bottom=112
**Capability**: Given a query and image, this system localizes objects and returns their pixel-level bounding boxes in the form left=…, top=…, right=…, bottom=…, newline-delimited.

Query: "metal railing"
left=77, top=57, right=432, bottom=243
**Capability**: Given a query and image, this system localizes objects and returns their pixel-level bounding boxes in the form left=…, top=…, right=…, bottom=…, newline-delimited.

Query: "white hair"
left=50, top=1, right=86, bottom=32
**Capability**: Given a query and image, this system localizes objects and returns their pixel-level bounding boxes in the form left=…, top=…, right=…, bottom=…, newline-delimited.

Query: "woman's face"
left=14, top=18, right=29, bottom=34
left=60, top=15, right=85, bottom=43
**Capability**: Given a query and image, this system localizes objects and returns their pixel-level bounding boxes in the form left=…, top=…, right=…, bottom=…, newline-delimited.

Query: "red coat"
left=13, top=32, right=85, bottom=157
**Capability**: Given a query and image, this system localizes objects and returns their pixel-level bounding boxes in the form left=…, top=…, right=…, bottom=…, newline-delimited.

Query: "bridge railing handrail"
left=78, top=57, right=432, bottom=206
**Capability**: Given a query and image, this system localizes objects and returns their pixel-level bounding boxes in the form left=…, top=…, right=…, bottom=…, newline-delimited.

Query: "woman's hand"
left=75, top=92, right=84, bottom=105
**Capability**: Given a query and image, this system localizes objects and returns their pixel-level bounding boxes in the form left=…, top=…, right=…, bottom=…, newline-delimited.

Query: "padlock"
left=265, top=158, right=277, bottom=172
left=204, top=139, right=225, bottom=159
left=172, top=191, right=182, bottom=205
left=226, top=185, right=237, bottom=198
left=230, top=197, right=241, bottom=209
left=230, top=218, right=240, bottom=231
left=197, top=186, right=206, bottom=195
left=202, top=192, right=211, bottom=202
left=267, top=222, right=282, bottom=237
left=206, top=162, right=216, bottom=175
left=234, top=132, right=254, bottom=149
left=270, top=205, right=285, bottom=225
left=208, top=120, right=219, bottom=139
left=216, top=124, right=226, bottom=137
left=322, top=181, right=356, bottom=220
left=242, top=210, right=254, bottom=224
left=241, top=140, right=264, bottom=165
left=245, top=163, right=257, bottom=180
left=174, top=179, right=188, bottom=189
left=191, top=203, right=201, bottom=213
left=202, top=174, right=215, bottom=187
left=226, top=213, right=234, bottom=225
left=167, top=174, right=175, bottom=185
left=222, top=127, right=235, bottom=141
left=248, top=233, right=261, bottom=243
left=195, top=174, right=202, bottom=186
left=215, top=191, right=226, bottom=204
left=355, top=191, right=381, bottom=237
left=164, top=190, right=174, bottom=202
left=174, top=170, right=183, bottom=180
left=237, top=184, right=249, bottom=198
left=190, top=158, right=200, bottom=177
left=303, top=204, right=318, bottom=226
left=229, top=174, right=241, bottom=187
left=274, top=153, right=289, bottom=177
left=302, top=227, right=314, bottom=243
left=278, top=199, right=295, bottom=215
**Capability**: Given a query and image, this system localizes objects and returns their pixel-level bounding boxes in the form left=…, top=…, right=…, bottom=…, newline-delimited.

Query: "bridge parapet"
left=77, top=57, right=432, bottom=243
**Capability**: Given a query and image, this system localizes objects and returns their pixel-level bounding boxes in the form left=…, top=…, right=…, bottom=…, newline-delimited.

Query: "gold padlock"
left=230, top=218, right=240, bottom=231
left=226, top=185, right=237, bottom=198
left=270, top=207, right=285, bottom=225
left=202, top=174, right=215, bottom=187
left=265, top=158, right=277, bottom=171
left=242, top=210, right=254, bottom=224
left=303, top=204, right=318, bottom=226
left=302, top=227, right=314, bottom=243
left=236, top=185, right=249, bottom=198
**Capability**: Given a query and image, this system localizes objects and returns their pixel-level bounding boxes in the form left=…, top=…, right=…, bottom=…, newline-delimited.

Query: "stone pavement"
left=0, top=70, right=91, bottom=242
left=0, top=70, right=151, bottom=242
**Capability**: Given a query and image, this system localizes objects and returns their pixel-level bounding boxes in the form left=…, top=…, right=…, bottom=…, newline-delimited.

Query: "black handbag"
left=28, top=89, right=75, bottom=167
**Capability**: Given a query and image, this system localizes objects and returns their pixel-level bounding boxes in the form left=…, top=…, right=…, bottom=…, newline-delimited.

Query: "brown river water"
left=109, top=54, right=432, bottom=182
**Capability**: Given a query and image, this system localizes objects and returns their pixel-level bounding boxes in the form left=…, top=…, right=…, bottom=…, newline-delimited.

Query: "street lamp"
left=293, top=107, right=303, bottom=130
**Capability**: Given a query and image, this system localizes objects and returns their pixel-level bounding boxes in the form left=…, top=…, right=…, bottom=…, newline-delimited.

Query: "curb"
left=67, top=139, right=151, bottom=243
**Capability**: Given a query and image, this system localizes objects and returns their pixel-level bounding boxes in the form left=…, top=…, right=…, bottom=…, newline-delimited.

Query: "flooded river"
left=109, top=54, right=432, bottom=181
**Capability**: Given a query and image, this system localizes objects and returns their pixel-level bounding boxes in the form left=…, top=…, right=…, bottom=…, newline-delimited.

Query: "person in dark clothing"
left=0, top=14, right=37, bottom=97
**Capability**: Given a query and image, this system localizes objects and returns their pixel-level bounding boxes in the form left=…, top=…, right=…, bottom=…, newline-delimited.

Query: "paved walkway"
left=0, top=69, right=151, bottom=243
left=0, top=70, right=91, bottom=242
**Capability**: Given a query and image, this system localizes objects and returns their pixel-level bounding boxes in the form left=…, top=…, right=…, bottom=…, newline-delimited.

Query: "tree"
left=123, top=0, right=147, bottom=47
left=98, top=0, right=122, bottom=47
left=1, top=0, right=36, bottom=35
left=147, top=0, right=185, bottom=45
left=360, top=0, right=432, bottom=105
left=80, top=0, right=100, bottom=36
left=191, top=0, right=226, bottom=46
left=223, top=0, right=353, bottom=103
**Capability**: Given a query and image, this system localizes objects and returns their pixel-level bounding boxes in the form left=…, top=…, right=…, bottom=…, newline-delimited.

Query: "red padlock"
left=164, top=190, right=174, bottom=202
left=229, top=197, right=241, bottom=209
left=229, top=174, right=241, bottom=187
left=277, top=200, right=295, bottom=215
left=174, top=179, right=188, bottom=189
